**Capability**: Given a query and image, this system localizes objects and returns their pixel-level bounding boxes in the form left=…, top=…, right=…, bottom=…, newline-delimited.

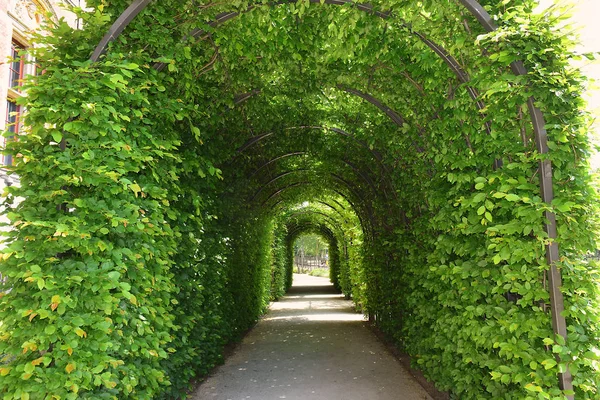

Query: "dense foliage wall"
left=0, top=29, right=290, bottom=400
left=1, top=0, right=599, bottom=399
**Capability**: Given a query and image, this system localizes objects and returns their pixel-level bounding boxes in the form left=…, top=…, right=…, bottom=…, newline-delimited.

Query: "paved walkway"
left=191, top=274, right=432, bottom=400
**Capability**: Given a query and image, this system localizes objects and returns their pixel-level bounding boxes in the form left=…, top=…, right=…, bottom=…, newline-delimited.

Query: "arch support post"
left=458, top=0, right=573, bottom=396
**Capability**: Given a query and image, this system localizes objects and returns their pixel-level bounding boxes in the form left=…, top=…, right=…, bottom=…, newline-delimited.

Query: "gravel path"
left=191, top=274, right=433, bottom=400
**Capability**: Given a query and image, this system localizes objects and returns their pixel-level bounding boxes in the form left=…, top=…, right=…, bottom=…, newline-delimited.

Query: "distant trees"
left=294, top=234, right=329, bottom=272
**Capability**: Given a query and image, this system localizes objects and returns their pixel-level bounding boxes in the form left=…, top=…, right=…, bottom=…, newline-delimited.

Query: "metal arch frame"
left=286, top=222, right=337, bottom=242
left=327, top=127, right=383, bottom=162
left=251, top=163, right=377, bottom=204
left=287, top=228, right=335, bottom=244
left=328, top=188, right=372, bottom=241
left=260, top=174, right=369, bottom=215
left=231, top=83, right=442, bottom=180
left=90, top=0, right=389, bottom=62
left=341, top=159, right=377, bottom=193
left=236, top=126, right=383, bottom=165
left=90, top=0, right=494, bottom=195
left=261, top=177, right=375, bottom=239
left=328, top=172, right=375, bottom=226
left=329, top=197, right=347, bottom=211
left=90, top=0, right=570, bottom=392
left=261, top=172, right=374, bottom=224
left=246, top=147, right=378, bottom=184
left=264, top=180, right=372, bottom=238
left=249, top=151, right=306, bottom=179
left=229, top=86, right=423, bottom=211
left=315, top=200, right=349, bottom=223
left=285, top=210, right=344, bottom=236
left=248, top=152, right=381, bottom=203
left=285, top=223, right=345, bottom=270
left=232, top=85, right=408, bottom=140
left=90, top=0, right=153, bottom=62
left=232, top=82, right=433, bottom=158
left=271, top=198, right=350, bottom=221
left=235, top=86, right=405, bottom=188
left=334, top=85, right=425, bottom=154
left=284, top=209, right=349, bottom=243
left=458, top=0, right=572, bottom=395
left=234, top=125, right=393, bottom=199
left=336, top=84, right=405, bottom=127
left=234, top=90, right=262, bottom=104
left=90, top=0, right=490, bottom=136
left=286, top=222, right=340, bottom=249
left=251, top=169, right=308, bottom=201
left=286, top=209, right=340, bottom=225
left=286, top=227, right=338, bottom=249
left=261, top=181, right=311, bottom=207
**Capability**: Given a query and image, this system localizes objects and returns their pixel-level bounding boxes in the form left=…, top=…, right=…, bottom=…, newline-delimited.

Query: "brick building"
left=0, top=0, right=81, bottom=187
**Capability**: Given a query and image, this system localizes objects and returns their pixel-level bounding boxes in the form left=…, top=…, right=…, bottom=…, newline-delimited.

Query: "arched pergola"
left=1, top=1, right=597, bottom=399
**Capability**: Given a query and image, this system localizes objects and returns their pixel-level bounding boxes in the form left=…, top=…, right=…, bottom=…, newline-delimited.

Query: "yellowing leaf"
left=0, top=367, right=10, bottom=376
left=525, top=383, right=543, bottom=392
left=22, top=342, right=37, bottom=354
left=129, top=183, right=142, bottom=197
left=65, top=363, right=75, bottom=374
left=75, top=328, right=87, bottom=338
left=31, top=357, right=44, bottom=366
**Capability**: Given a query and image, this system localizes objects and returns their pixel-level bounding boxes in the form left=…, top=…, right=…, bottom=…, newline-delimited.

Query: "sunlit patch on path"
left=191, top=274, right=432, bottom=400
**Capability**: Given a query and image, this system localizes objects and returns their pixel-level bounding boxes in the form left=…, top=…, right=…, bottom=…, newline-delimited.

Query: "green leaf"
left=505, top=194, right=520, bottom=202
left=530, top=361, right=538, bottom=370
left=541, top=358, right=557, bottom=370
left=51, top=131, right=63, bottom=143
left=473, top=193, right=486, bottom=203
left=108, top=271, right=121, bottom=281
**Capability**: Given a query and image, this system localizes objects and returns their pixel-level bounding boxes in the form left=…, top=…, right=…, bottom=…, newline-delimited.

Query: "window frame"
left=8, top=40, right=26, bottom=91
left=3, top=100, right=20, bottom=166
left=4, top=38, right=30, bottom=167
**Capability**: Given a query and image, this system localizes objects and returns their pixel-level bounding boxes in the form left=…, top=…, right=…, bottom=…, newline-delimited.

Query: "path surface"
left=191, top=274, right=432, bottom=400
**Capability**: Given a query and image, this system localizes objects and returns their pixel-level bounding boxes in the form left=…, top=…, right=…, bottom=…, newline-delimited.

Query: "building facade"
left=0, top=0, right=81, bottom=187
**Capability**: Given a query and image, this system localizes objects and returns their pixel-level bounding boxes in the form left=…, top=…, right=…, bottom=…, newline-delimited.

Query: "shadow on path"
left=192, top=274, right=432, bottom=400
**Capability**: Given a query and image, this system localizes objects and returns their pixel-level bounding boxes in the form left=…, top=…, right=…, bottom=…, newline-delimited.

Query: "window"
left=4, top=39, right=28, bottom=167
left=8, top=40, right=25, bottom=91
left=3, top=100, right=20, bottom=166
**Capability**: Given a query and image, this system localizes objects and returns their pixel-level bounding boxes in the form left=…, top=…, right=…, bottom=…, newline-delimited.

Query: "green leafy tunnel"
left=1, top=0, right=599, bottom=398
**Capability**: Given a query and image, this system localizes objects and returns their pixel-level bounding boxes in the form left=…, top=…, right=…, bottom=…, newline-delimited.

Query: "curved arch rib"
left=90, top=0, right=153, bottom=62
left=249, top=152, right=306, bottom=179
left=457, top=0, right=571, bottom=395
left=90, top=0, right=491, bottom=136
